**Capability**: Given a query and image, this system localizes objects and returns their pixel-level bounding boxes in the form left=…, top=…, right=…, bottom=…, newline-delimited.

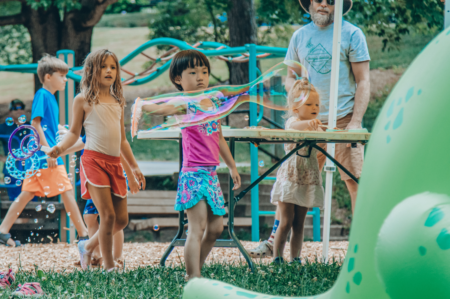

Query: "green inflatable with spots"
left=182, top=27, right=450, bottom=299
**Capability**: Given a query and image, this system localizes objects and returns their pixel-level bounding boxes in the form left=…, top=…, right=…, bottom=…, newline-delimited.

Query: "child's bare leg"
left=113, top=230, right=124, bottom=262
left=0, top=191, right=35, bottom=246
left=273, top=202, right=295, bottom=260
left=185, top=200, right=208, bottom=279
left=199, top=204, right=223, bottom=269
left=60, top=190, right=88, bottom=237
left=289, top=206, right=309, bottom=261
left=82, top=186, right=128, bottom=270
left=83, top=214, right=101, bottom=259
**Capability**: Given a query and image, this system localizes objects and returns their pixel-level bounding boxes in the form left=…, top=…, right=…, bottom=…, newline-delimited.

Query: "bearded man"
left=249, top=0, right=371, bottom=260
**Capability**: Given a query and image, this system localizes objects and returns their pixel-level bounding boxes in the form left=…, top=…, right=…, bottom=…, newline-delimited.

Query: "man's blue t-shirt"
left=31, top=88, right=64, bottom=168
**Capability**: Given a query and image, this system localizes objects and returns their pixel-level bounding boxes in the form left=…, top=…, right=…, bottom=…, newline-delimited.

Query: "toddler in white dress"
left=271, top=80, right=324, bottom=264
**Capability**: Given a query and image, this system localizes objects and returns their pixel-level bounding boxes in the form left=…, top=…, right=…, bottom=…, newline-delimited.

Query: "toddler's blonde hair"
left=285, top=79, right=319, bottom=120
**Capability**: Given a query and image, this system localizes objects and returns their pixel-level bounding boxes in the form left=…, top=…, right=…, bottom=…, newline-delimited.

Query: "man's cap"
left=299, top=0, right=353, bottom=15
left=9, top=99, right=25, bottom=111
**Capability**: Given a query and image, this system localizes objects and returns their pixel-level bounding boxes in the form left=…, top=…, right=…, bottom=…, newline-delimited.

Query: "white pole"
left=445, top=0, right=450, bottom=29
left=322, top=0, right=344, bottom=263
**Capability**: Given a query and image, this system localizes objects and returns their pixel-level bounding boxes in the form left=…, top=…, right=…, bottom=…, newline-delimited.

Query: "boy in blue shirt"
left=0, top=55, right=88, bottom=248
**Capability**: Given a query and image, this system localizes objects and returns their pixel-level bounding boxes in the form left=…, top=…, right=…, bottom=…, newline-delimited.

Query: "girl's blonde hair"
left=284, top=79, right=319, bottom=119
left=80, top=49, right=125, bottom=107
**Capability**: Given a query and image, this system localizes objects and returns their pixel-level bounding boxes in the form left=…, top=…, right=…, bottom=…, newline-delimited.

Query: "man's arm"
left=347, top=61, right=370, bottom=129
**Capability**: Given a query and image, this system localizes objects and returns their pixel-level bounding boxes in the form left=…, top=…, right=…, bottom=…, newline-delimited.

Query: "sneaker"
left=77, top=240, right=92, bottom=270
left=0, top=269, right=15, bottom=289
left=247, top=240, right=273, bottom=258
left=289, top=257, right=302, bottom=265
left=11, top=282, right=44, bottom=297
left=272, top=256, right=285, bottom=264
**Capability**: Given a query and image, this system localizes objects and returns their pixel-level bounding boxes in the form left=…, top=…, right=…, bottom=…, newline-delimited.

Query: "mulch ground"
left=0, top=241, right=348, bottom=272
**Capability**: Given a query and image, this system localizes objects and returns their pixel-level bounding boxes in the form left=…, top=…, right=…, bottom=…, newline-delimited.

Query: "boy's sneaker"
left=247, top=240, right=273, bottom=258
left=11, top=283, right=44, bottom=297
left=272, top=256, right=285, bottom=265
left=0, top=269, right=15, bottom=289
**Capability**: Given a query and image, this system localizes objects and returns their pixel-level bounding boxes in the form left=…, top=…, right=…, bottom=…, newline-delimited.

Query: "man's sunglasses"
left=10, top=105, right=24, bottom=111
left=313, top=0, right=335, bottom=5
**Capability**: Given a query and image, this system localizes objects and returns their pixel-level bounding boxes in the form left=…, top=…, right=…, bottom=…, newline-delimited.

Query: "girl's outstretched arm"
left=119, top=108, right=146, bottom=190
left=48, top=95, right=85, bottom=158
left=218, top=123, right=241, bottom=190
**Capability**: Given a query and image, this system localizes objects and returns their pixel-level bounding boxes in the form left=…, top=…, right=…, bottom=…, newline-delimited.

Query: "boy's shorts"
left=80, top=150, right=127, bottom=200
left=317, top=113, right=365, bottom=181
left=83, top=199, right=98, bottom=215
left=22, top=165, right=73, bottom=197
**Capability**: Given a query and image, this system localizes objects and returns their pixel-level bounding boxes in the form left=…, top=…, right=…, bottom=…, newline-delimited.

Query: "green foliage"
left=149, top=0, right=230, bottom=47
left=24, top=0, right=81, bottom=13
left=364, top=88, right=390, bottom=133
left=96, top=11, right=157, bottom=27
left=105, top=0, right=149, bottom=14
left=348, top=0, right=444, bottom=51
left=0, top=262, right=341, bottom=298
left=0, top=1, right=21, bottom=16
left=0, top=25, right=32, bottom=65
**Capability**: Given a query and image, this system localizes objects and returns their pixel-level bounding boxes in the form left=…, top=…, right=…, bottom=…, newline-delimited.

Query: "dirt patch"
left=369, top=68, right=404, bottom=99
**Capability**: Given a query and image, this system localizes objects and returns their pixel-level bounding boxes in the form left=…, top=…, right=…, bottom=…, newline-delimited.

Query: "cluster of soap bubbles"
left=131, top=60, right=311, bottom=137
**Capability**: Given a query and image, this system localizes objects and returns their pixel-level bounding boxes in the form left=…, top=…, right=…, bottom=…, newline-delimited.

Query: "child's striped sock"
left=267, top=219, right=280, bottom=246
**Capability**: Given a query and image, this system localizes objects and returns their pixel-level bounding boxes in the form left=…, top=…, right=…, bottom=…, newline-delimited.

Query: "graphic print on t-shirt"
left=198, top=120, right=219, bottom=136
left=305, top=41, right=332, bottom=75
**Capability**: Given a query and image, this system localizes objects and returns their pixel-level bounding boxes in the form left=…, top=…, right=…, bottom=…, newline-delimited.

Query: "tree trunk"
left=16, top=1, right=115, bottom=92
left=227, top=0, right=257, bottom=85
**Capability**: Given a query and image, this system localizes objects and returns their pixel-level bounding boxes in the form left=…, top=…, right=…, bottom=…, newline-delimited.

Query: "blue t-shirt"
left=31, top=88, right=64, bottom=168
left=285, top=20, right=371, bottom=122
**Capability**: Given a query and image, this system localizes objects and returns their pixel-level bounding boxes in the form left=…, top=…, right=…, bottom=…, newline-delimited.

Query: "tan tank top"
left=84, top=102, right=122, bottom=157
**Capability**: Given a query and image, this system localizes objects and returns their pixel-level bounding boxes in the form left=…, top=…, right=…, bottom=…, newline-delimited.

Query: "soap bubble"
left=46, top=215, right=49, bottom=218
left=43, top=125, right=47, bottom=131
left=42, top=163, right=48, bottom=169
left=69, top=161, right=76, bottom=168
left=35, top=205, right=42, bottom=212
left=4, top=177, right=11, bottom=184
left=244, top=115, right=249, bottom=121
left=64, top=124, right=69, bottom=130
left=18, top=115, right=26, bottom=124
left=75, top=168, right=79, bottom=174
left=58, top=183, right=65, bottom=192
left=43, top=186, right=50, bottom=196
left=37, top=172, right=42, bottom=177
left=5, top=117, right=14, bottom=126
left=153, top=224, right=160, bottom=231
left=259, top=160, right=265, bottom=167
left=34, top=219, right=38, bottom=223
left=131, top=60, right=310, bottom=137
left=47, top=204, right=56, bottom=214
left=15, top=180, right=22, bottom=186
left=30, top=232, right=34, bottom=236
left=71, top=155, right=77, bottom=161
left=67, top=212, right=71, bottom=217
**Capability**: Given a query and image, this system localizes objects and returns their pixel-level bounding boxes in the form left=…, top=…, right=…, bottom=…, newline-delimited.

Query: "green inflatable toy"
left=182, top=27, right=450, bottom=299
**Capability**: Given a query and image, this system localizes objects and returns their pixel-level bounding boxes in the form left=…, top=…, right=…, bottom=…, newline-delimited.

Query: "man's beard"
left=309, top=4, right=334, bottom=26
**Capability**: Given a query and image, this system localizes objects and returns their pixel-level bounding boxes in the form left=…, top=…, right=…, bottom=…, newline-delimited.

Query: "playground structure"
left=0, top=38, right=331, bottom=248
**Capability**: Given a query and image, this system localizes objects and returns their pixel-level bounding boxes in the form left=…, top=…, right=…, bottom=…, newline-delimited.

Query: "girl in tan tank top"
left=48, top=49, right=146, bottom=272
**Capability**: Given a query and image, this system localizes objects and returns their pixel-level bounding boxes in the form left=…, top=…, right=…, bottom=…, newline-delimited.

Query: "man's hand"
left=47, top=157, right=58, bottom=168
left=345, top=121, right=363, bottom=147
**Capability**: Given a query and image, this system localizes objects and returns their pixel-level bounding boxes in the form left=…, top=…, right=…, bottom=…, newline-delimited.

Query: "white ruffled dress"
left=270, top=117, right=324, bottom=208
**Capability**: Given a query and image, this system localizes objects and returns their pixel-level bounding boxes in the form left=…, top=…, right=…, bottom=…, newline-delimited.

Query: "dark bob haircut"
left=169, top=50, right=211, bottom=91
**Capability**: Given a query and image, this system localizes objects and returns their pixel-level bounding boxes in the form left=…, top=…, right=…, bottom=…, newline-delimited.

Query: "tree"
left=0, top=0, right=119, bottom=91
left=227, top=0, right=257, bottom=85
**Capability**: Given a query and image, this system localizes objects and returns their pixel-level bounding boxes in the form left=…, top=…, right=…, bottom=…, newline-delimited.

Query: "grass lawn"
left=0, top=261, right=341, bottom=298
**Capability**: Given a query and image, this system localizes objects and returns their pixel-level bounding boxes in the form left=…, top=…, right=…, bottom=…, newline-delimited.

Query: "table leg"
left=227, top=138, right=255, bottom=271
left=312, top=144, right=359, bottom=183
left=160, top=139, right=185, bottom=267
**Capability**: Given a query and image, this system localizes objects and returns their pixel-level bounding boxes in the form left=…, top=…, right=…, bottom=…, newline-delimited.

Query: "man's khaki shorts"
left=317, top=113, right=364, bottom=181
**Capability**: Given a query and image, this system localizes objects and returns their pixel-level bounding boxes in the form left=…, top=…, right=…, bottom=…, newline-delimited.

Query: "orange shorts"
left=80, top=150, right=127, bottom=200
left=22, top=165, right=73, bottom=197
left=317, top=113, right=365, bottom=181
